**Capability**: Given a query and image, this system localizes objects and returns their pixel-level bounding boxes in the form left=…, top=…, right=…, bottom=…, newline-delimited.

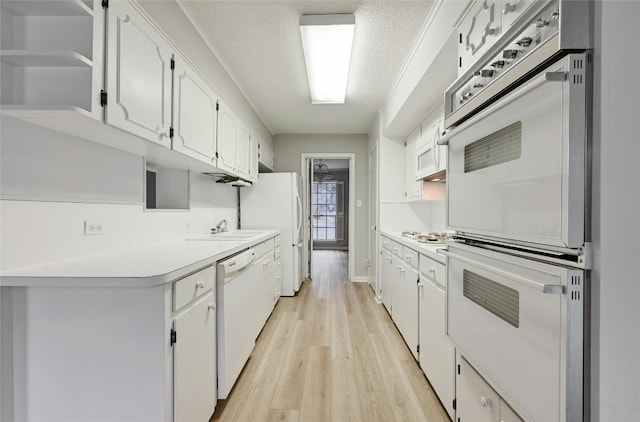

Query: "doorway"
left=301, top=153, right=355, bottom=282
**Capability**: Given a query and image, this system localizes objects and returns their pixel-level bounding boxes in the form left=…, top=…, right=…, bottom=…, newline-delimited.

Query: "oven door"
left=446, top=53, right=589, bottom=248
left=443, top=242, right=584, bottom=422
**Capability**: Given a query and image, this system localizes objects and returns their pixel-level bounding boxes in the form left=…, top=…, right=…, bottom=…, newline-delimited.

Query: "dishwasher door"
left=216, top=248, right=257, bottom=399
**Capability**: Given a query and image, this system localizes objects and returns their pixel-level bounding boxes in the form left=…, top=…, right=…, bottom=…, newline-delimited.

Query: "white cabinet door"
left=394, top=259, right=419, bottom=360
left=173, top=293, right=217, bottom=422
left=248, top=136, right=259, bottom=182
left=381, top=248, right=394, bottom=315
left=405, top=127, right=421, bottom=201
left=457, top=0, right=501, bottom=76
left=216, top=101, right=238, bottom=173
left=418, top=274, right=455, bottom=419
left=106, top=0, right=172, bottom=147
left=236, top=123, right=251, bottom=179
left=172, top=57, right=217, bottom=163
left=457, top=356, right=500, bottom=422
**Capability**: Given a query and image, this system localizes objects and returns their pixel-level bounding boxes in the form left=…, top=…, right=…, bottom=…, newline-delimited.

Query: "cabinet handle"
left=195, top=281, right=205, bottom=289
left=208, top=303, right=216, bottom=311
left=480, top=396, right=492, bottom=408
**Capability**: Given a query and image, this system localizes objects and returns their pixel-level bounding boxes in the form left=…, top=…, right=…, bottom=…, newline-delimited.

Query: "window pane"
left=326, top=228, right=336, bottom=240
left=313, top=228, right=318, bottom=240
left=326, top=216, right=336, bottom=228
left=327, top=205, right=336, bottom=215
left=318, top=205, right=327, bottom=215
left=328, top=193, right=336, bottom=204
left=317, top=183, right=326, bottom=194
left=328, top=183, right=336, bottom=193
left=317, top=229, right=326, bottom=240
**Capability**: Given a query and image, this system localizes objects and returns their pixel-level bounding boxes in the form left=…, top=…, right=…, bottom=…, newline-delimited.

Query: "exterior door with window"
left=312, top=180, right=344, bottom=246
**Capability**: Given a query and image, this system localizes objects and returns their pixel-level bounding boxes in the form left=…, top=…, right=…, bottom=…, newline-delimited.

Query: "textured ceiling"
left=177, top=1, right=433, bottom=135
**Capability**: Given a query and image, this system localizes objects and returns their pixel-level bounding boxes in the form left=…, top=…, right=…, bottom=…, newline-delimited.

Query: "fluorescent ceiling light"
left=300, top=14, right=355, bottom=104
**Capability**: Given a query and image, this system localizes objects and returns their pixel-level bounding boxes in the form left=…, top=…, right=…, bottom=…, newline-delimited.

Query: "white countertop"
left=380, top=231, right=447, bottom=264
left=0, top=230, right=280, bottom=288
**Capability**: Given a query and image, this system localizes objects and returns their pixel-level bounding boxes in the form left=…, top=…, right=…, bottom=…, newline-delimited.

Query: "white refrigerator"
left=240, top=172, right=304, bottom=296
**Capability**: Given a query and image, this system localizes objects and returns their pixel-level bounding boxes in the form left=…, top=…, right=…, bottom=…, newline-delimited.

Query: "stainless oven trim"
left=445, top=0, right=593, bottom=129
left=443, top=242, right=585, bottom=422
left=444, top=53, right=590, bottom=250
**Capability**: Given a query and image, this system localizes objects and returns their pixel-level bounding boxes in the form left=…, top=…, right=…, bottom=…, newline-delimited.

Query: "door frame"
left=301, top=153, right=356, bottom=282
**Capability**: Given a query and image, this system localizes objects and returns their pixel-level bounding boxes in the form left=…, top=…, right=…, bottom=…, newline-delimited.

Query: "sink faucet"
left=212, top=219, right=228, bottom=234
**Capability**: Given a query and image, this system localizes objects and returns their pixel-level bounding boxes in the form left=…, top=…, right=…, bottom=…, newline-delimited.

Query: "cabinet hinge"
left=216, top=102, right=219, bottom=111
left=417, top=344, right=420, bottom=354
left=457, top=364, right=461, bottom=375
left=170, top=58, right=175, bottom=70
left=102, top=0, right=108, bottom=9
left=170, top=329, right=177, bottom=346
left=100, top=90, right=107, bottom=107
left=215, top=152, right=219, bottom=159
left=453, top=398, right=456, bottom=410
left=169, top=127, right=174, bottom=138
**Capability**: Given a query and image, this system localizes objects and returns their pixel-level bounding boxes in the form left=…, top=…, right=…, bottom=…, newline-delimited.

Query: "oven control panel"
left=451, top=1, right=560, bottom=113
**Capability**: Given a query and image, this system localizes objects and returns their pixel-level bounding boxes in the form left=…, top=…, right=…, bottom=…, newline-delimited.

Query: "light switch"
left=356, top=200, right=362, bottom=207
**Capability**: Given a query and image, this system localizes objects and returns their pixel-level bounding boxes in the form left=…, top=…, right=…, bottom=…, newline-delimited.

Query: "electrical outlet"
left=84, top=220, right=104, bottom=235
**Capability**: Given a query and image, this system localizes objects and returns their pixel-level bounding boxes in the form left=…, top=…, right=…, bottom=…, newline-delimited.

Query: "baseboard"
left=351, top=276, right=369, bottom=283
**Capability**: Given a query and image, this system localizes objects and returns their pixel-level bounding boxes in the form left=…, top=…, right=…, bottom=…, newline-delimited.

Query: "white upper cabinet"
left=105, top=0, right=172, bottom=147
left=236, top=123, right=251, bottom=179
left=258, top=137, right=274, bottom=172
left=405, top=127, right=421, bottom=201
left=248, top=135, right=259, bottom=182
left=416, top=106, right=446, bottom=180
left=458, top=0, right=501, bottom=76
left=0, top=0, right=104, bottom=118
left=172, top=56, right=218, bottom=164
left=216, top=101, right=238, bottom=174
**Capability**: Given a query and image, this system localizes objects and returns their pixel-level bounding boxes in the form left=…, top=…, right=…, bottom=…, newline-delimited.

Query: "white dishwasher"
left=216, top=248, right=258, bottom=399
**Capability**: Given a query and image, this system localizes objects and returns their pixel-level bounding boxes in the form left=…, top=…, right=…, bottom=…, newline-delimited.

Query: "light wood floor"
left=211, top=250, right=450, bottom=422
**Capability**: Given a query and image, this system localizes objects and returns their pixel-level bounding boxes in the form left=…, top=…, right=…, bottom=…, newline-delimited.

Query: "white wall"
left=591, top=2, right=640, bottom=420
left=274, top=134, right=368, bottom=278
left=0, top=116, right=237, bottom=270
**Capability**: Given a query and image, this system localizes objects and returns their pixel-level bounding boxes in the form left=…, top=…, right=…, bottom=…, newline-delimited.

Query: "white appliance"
left=440, top=2, right=592, bottom=421
left=241, top=172, right=303, bottom=296
left=216, top=248, right=258, bottom=399
left=416, top=119, right=446, bottom=180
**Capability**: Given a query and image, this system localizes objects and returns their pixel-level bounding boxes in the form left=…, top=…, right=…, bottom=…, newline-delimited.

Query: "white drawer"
left=381, top=236, right=392, bottom=252
left=403, top=248, right=419, bottom=270
left=419, top=254, right=446, bottom=289
left=264, top=237, right=275, bottom=252
left=253, top=241, right=265, bottom=258
left=173, top=266, right=215, bottom=311
left=274, top=234, right=282, bottom=247
left=274, top=247, right=281, bottom=261
left=391, top=241, right=403, bottom=258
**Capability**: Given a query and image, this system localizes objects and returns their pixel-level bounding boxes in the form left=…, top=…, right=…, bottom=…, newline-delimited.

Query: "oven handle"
left=437, top=249, right=566, bottom=294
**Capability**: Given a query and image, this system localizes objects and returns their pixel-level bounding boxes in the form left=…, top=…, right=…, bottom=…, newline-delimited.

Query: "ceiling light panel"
left=300, top=14, right=355, bottom=104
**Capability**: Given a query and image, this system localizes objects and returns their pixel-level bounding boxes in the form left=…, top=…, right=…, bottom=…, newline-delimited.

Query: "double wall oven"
left=440, top=1, right=592, bottom=421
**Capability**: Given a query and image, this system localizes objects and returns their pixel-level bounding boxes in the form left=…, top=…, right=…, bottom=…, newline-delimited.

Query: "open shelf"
left=1, top=0, right=92, bottom=17
left=0, top=50, right=93, bottom=67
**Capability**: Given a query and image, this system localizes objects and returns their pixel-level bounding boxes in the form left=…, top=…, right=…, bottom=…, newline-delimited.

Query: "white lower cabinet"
left=393, top=258, right=419, bottom=360
left=457, top=356, right=523, bottom=422
left=381, top=247, right=394, bottom=314
left=173, top=292, right=217, bottom=422
left=418, top=269, right=455, bottom=419
left=0, top=264, right=219, bottom=422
